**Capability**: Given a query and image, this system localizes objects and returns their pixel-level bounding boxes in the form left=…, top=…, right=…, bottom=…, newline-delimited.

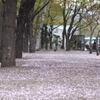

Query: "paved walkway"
left=0, top=50, right=100, bottom=100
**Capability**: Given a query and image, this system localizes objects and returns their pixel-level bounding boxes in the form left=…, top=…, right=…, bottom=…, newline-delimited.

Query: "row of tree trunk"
left=0, top=0, right=49, bottom=67
left=0, top=0, right=52, bottom=67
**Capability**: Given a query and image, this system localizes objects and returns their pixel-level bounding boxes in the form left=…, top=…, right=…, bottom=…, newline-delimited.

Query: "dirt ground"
left=0, top=50, right=100, bottom=100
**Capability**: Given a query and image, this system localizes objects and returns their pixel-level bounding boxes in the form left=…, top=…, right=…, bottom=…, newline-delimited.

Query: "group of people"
left=54, top=39, right=97, bottom=51
left=85, top=39, right=97, bottom=51
left=54, top=39, right=82, bottom=51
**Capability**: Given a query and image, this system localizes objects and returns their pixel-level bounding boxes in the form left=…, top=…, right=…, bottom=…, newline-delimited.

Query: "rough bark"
left=0, top=3, right=3, bottom=62
left=62, top=23, right=67, bottom=50
left=62, top=0, right=66, bottom=49
left=44, top=25, right=48, bottom=50
left=96, top=36, right=99, bottom=55
left=30, top=14, right=41, bottom=52
left=66, top=35, right=70, bottom=51
left=96, top=30, right=100, bottom=56
left=15, top=0, right=36, bottom=58
left=35, top=32, right=41, bottom=50
left=15, top=3, right=25, bottom=58
left=15, top=0, right=27, bottom=58
left=23, top=34, right=28, bottom=52
left=23, top=22, right=30, bottom=52
left=50, top=25, right=53, bottom=49
left=29, top=36, right=36, bottom=53
left=89, top=32, right=92, bottom=54
left=1, top=0, right=17, bottom=67
left=41, top=27, right=44, bottom=49
left=29, top=20, right=36, bottom=53
left=15, top=22, right=24, bottom=58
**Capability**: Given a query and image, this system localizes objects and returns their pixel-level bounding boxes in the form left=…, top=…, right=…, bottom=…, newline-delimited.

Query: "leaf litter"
left=0, top=50, right=100, bottom=100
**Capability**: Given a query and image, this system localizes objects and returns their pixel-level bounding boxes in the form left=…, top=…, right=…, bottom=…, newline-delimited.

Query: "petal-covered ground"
left=0, top=50, right=100, bottom=100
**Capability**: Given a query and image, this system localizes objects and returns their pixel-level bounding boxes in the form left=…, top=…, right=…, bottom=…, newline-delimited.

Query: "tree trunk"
left=96, top=36, right=99, bottom=55
left=35, top=6, right=47, bottom=50
left=23, top=35, right=28, bottom=52
left=66, top=35, right=70, bottom=51
left=1, top=0, right=17, bottom=67
left=15, top=0, right=29, bottom=58
left=15, top=3, right=25, bottom=58
left=44, top=25, right=48, bottom=50
left=0, top=3, right=3, bottom=62
left=35, top=32, right=41, bottom=50
left=41, top=27, right=44, bottom=49
left=15, top=23, right=24, bottom=58
left=23, top=24, right=29, bottom=53
left=89, top=24, right=98, bottom=54
left=29, top=20, right=36, bottom=53
left=29, top=36, right=36, bottom=52
left=96, top=30, right=100, bottom=55
left=62, top=0, right=67, bottom=49
left=50, top=25, right=53, bottom=49
left=62, top=28, right=65, bottom=49
left=35, top=14, right=41, bottom=51
left=89, top=31, right=93, bottom=54
left=62, top=22, right=67, bottom=50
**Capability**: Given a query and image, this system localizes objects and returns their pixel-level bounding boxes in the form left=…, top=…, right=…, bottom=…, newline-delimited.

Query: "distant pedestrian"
left=78, top=40, right=82, bottom=50
left=54, top=40, right=58, bottom=51
left=74, top=40, right=77, bottom=49
left=93, top=40, right=96, bottom=51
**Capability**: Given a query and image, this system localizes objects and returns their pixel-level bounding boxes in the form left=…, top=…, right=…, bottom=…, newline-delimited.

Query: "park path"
left=0, top=50, right=100, bottom=100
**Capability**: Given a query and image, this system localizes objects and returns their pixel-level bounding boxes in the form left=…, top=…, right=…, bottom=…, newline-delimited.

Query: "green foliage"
left=44, top=0, right=63, bottom=25
left=7, top=0, right=100, bottom=38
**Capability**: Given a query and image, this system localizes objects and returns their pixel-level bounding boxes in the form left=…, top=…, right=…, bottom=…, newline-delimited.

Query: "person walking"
left=54, top=40, right=58, bottom=51
left=93, top=40, right=96, bottom=51
left=78, top=40, right=82, bottom=50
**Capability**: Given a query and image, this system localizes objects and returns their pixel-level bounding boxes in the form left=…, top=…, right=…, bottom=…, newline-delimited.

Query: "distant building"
left=52, top=25, right=80, bottom=49
left=52, top=25, right=80, bottom=39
